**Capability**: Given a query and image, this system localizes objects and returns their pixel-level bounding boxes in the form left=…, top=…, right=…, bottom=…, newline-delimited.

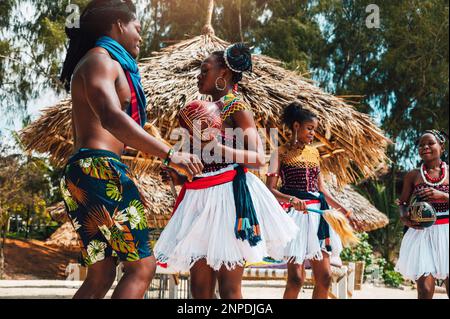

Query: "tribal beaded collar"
left=280, top=144, right=321, bottom=169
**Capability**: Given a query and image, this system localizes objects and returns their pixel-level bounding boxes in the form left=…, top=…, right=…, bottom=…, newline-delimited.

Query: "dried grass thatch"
left=257, top=169, right=389, bottom=232
left=20, top=33, right=390, bottom=186
left=23, top=3, right=390, bottom=234
left=327, top=184, right=389, bottom=232
left=45, top=221, right=79, bottom=249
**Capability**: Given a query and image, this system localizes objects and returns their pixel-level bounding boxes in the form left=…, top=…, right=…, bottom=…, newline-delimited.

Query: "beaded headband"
left=423, top=129, right=448, bottom=144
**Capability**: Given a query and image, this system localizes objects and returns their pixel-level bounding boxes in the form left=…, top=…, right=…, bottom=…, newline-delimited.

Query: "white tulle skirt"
left=395, top=215, right=449, bottom=281
left=154, top=165, right=299, bottom=272
left=284, top=196, right=343, bottom=265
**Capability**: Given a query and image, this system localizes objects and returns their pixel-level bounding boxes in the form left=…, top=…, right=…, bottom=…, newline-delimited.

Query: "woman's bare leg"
left=416, top=275, right=436, bottom=299
left=284, top=262, right=305, bottom=299
left=190, top=259, right=217, bottom=299
left=310, top=254, right=332, bottom=299
left=217, top=265, right=244, bottom=299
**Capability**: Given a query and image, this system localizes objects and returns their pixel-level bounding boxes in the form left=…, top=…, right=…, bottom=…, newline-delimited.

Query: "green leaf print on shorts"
left=60, top=178, right=78, bottom=212
left=79, top=157, right=115, bottom=180
left=106, top=180, right=123, bottom=202
left=127, top=199, right=147, bottom=230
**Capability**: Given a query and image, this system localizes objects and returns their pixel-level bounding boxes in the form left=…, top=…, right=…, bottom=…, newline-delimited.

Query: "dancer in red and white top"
left=396, top=130, right=449, bottom=299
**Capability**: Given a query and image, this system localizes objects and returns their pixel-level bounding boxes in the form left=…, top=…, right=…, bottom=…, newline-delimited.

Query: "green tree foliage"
left=0, top=0, right=89, bottom=119
left=3, top=1, right=446, bottom=163
left=250, top=0, right=325, bottom=74
left=320, top=1, right=448, bottom=165
left=341, top=232, right=375, bottom=272
left=140, top=0, right=268, bottom=56
left=0, top=140, right=59, bottom=240
left=140, top=0, right=449, bottom=165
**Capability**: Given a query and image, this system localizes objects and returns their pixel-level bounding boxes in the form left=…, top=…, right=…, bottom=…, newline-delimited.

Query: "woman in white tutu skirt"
left=266, top=102, right=357, bottom=299
left=155, top=43, right=298, bottom=299
left=395, top=130, right=449, bottom=299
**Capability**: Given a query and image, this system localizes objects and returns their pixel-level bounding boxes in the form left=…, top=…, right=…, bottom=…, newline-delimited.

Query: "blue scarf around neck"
left=95, top=36, right=147, bottom=127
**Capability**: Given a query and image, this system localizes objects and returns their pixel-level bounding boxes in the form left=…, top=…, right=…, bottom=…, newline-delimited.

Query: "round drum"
left=409, top=201, right=437, bottom=228
left=179, top=100, right=222, bottom=141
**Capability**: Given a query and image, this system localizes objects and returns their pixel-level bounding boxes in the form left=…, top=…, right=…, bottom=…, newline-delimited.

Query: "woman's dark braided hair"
left=211, top=43, right=252, bottom=84
left=60, top=0, right=136, bottom=91
left=282, top=101, right=318, bottom=130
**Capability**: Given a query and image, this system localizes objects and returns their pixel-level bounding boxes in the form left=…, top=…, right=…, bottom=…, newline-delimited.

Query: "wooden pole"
left=0, top=213, right=9, bottom=280
left=238, top=0, right=244, bottom=42
left=202, top=0, right=215, bottom=36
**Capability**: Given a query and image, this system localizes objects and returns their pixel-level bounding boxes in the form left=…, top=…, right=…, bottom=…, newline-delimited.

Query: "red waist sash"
left=435, top=217, right=449, bottom=225
left=171, top=167, right=249, bottom=216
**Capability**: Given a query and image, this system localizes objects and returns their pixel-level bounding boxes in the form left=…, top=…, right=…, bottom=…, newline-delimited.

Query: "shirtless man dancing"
left=59, top=0, right=202, bottom=299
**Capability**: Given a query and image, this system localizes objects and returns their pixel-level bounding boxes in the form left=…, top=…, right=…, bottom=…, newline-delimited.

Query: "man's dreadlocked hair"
left=60, top=0, right=136, bottom=91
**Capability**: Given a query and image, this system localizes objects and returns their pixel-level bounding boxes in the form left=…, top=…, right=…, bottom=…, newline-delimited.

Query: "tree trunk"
left=25, top=206, right=31, bottom=239
left=0, top=216, right=9, bottom=279
left=237, top=0, right=244, bottom=42
left=202, top=0, right=215, bottom=35
left=205, top=0, right=215, bottom=26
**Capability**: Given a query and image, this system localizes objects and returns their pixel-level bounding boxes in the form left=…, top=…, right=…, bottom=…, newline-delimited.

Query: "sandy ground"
left=2, top=238, right=79, bottom=280
left=0, top=280, right=447, bottom=299
left=1, top=239, right=447, bottom=299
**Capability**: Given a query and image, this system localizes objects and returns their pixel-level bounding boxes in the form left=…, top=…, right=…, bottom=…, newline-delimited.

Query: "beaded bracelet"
left=399, top=202, right=409, bottom=217
left=266, top=172, right=279, bottom=177
left=163, top=148, right=175, bottom=166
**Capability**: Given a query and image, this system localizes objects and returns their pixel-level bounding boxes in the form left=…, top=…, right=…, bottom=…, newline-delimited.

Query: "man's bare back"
left=71, top=47, right=130, bottom=156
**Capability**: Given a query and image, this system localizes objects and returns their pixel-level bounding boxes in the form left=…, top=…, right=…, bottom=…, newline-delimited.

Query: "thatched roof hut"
left=25, top=1, right=389, bottom=240
left=45, top=220, right=80, bottom=249
left=20, top=41, right=389, bottom=185
left=327, top=184, right=389, bottom=232
left=19, top=1, right=390, bottom=187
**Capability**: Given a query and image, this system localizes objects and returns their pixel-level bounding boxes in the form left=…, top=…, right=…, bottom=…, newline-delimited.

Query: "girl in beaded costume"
left=266, top=102, right=357, bottom=299
left=155, top=43, right=298, bottom=299
left=395, top=130, right=449, bottom=299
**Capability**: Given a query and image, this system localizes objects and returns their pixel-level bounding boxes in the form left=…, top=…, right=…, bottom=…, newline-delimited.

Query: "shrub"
left=341, top=232, right=374, bottom=280
left=377, top=257, right=404, bottom=288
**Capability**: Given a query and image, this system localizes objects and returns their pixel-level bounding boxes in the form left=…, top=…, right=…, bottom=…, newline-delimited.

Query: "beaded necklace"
left=218, top=93, right=249, bottom=121
left=280, top=144, right=320, bottom=169
left=420, top=161, right=448, bottom=187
